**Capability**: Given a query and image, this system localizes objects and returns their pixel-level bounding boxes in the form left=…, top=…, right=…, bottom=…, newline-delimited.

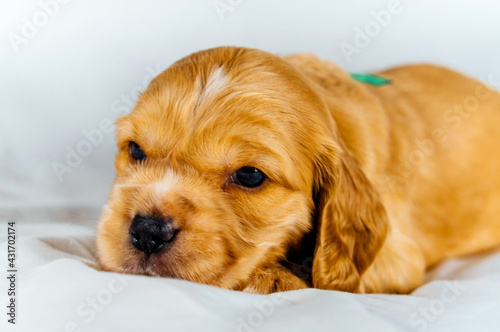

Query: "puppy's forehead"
left=121, top=48, right=320, bottom=184
left=131, top=53, right=306, bottom=147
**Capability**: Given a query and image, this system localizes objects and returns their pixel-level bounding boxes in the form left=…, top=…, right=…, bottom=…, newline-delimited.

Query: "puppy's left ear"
left=312, top=141, right=388, bottom=292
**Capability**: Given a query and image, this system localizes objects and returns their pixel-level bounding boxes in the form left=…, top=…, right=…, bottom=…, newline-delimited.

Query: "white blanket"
left=1, top=207, right=500, bottom=332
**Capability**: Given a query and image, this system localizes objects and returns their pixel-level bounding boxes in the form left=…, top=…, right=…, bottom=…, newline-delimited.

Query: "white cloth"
left=1, top=207, right=500, bottom=332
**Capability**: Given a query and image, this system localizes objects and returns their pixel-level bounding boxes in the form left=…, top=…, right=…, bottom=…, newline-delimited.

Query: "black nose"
left=129, top=215, right=177, bottom=255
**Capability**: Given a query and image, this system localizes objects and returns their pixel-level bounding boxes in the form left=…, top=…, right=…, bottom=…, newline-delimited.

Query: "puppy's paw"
left=243, top=266, right=308, bottom=294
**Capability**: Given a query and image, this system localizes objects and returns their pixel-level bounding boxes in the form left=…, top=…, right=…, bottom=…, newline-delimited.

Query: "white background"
left=1, top=0, right=500, bottom=208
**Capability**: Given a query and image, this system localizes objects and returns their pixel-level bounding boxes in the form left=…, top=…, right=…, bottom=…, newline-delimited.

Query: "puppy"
left=97, top=46, right=500, bottom=294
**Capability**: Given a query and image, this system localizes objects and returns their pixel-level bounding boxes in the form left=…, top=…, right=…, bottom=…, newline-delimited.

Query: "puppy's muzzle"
left=129, top=215, right=177, bottom=255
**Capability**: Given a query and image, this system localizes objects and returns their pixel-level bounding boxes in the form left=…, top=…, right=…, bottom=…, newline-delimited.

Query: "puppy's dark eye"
left=230, top=167, right=266, bottom=188
left=129, top=142, right=146, bottom=161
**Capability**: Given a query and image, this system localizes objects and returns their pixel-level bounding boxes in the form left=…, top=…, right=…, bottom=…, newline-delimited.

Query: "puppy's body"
left=287, top=54, right=500, bottom=292
left=97, top=47, right=500, bottom=294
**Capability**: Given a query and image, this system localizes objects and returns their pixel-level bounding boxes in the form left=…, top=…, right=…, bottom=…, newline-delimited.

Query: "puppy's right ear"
left=115, top=115, right=133, bottom=146
left=311, top=140, right=389, bottom=292
left=114, top=115, right=134, bottom=173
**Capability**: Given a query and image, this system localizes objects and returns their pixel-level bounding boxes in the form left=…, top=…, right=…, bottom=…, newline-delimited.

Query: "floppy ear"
left=312, top=141, right=388, bottom=292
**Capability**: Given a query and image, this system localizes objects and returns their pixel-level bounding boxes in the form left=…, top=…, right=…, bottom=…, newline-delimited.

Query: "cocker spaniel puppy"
left=97, top=47, right=500, bottom=294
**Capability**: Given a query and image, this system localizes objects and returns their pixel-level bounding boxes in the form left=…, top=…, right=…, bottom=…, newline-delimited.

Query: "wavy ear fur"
left=312, top=141, right=389, bottom=292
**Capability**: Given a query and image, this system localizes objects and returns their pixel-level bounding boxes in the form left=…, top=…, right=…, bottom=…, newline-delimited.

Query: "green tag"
left=350, top=73, right=391, bottom=86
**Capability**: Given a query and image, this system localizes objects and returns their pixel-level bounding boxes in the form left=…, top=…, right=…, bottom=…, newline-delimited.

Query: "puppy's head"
left=97, top=47, right=387, bottom=292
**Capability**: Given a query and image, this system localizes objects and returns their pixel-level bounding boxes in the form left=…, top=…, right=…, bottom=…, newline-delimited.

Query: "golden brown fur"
left=97, top=46, right=500, bottom=294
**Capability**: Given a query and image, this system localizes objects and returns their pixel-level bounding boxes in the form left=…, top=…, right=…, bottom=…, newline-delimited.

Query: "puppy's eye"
left=129, top=142, right=146, bottom=161
left=230, top=167, right=266, bottom=188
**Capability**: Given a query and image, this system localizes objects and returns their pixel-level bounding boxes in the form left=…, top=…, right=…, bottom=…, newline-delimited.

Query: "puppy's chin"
left=101, top=247, right=217, bottom=283
left=119, top=252, right=179, bottom=278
